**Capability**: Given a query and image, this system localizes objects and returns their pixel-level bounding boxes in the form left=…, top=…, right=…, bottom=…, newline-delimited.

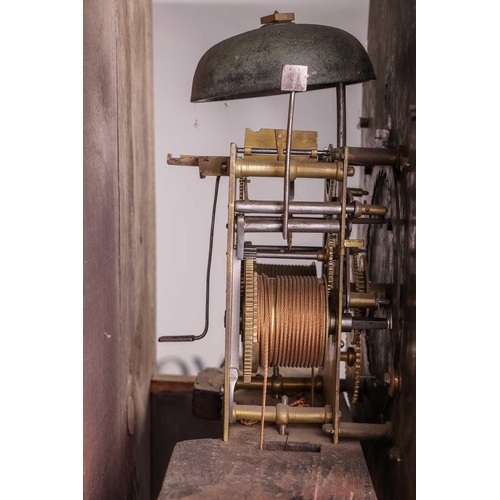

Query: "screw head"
left=322, top=424, right=334, bottom=436
left=389, top=447, right=401, bottom=462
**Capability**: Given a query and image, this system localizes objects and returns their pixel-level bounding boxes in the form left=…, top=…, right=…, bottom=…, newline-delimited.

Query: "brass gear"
left=345, top=336, right=362, bottom=404
left=326, top=233, right=336, bottom=293
left=324, top=177, right=337, bottom=293
left=243, top=258, right=257, bottom=383
left=345, top=250, right=365, bottom=404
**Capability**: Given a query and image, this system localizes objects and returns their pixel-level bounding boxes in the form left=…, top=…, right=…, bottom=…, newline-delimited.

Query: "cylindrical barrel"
left=352, top=318, right=391, bottom=330
left=235, top=375, right=323, bottom=393
left=358, top=204, right=387, bottom=216
left=329, top=314, right=391, bottom=333
left=257, top=275, right=328, bottom=368
left=236, top=199, right=343, bottom=215
left=339, top=422, right=392, bottom=440
left=233, top=403, right=333, bottom=425
left=235, top=200, right=386, bottom=218
left=233, top=404, right=277, bottom=422
left=349, top=292, right=378, bottom=309
left=235, top=158, right=354, bottom=180
left=244, top=217, right=340, bottom=233
left=255, top=262, right=317, bottom=277
left=330, top=147, right=398, bottom=166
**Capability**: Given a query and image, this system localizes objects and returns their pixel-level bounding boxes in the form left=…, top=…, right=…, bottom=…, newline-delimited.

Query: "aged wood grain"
left=358, top=1, right=416, bottom=499
left=151, top=391, right=224, bottom=500
left=159, top=433, right=376, bottom=500
left=83, top=0, right=155, bottom=497
left=158, top=393, right=376, bottom=499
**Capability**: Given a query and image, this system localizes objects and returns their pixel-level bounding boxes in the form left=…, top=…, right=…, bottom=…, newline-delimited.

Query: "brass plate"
left=244, top=128, right=317, bottom=163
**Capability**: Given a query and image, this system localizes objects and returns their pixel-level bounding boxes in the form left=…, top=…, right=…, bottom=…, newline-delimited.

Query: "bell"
left=191, top=14, right=375, bottom=103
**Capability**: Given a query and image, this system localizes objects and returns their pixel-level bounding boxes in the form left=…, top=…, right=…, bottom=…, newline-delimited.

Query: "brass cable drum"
left=243, top=261, right=318, bottom=381
left=255, top=262, right=317, bottom=278
left=257, top=274, right=328, bottom=368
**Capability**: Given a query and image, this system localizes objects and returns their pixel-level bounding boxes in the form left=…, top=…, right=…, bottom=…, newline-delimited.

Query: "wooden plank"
left=83, top=0, right=121, bottom=498
left=159, top=436, right=375, bottom=499
left=152, top=392, right=224, bottom=500
left=158, top=379, right=375, bottom=499
left=116, top=0, right=156, bottom=498
left=83, top=0, right=155, bottom=497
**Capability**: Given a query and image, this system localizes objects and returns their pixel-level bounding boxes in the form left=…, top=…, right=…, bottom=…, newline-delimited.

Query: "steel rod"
left=235, top=200, right=387, bottom=217
left=236, top=199, right=343, bottom=215
left=158, top=176, right=221, bottom=342
left=283, top=91, right=296, bottom=240
left=235, top=146, right=399, bottom=166
left=329, top=315, right=391, bottom=333
left=253, top=251, right=320, bottom=260
left=330, top=147, right=398, bottom=166
left=337, top=82, right=346, bottom=148
left=244, top=217, right=340, bottom=233
left=339, top=422, right=392, bottom=440
left=249, top=245, right=322, bottom=253
left=347, top=188, right=369, bottom=197
left=237, top=147, right=328, bottom=157
left=352, top=318, right=391, bottom=330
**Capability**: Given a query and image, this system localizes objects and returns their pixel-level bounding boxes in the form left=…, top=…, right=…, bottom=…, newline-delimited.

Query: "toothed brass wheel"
left=324, top=177, right=337, bottom=293
left=345, top=335, right=362, bottom=404
left=345, top=250, right=367, bottom=404
left=326, top=233, right=336, bottom=293
left=243, top=258, right=257, bottom=383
